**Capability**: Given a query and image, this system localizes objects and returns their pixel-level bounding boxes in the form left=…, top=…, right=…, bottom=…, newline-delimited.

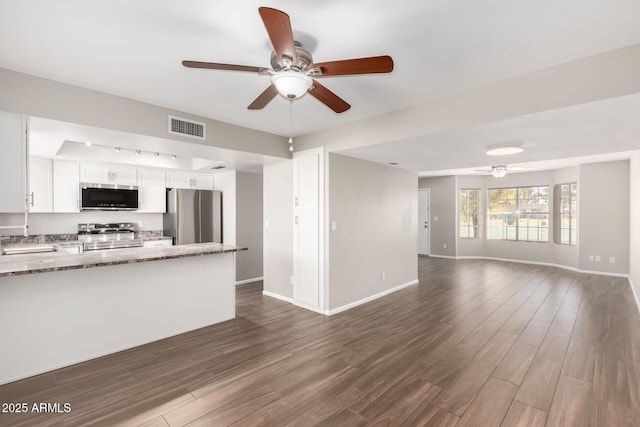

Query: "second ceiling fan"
left=182, top=7, right=394, bottom=113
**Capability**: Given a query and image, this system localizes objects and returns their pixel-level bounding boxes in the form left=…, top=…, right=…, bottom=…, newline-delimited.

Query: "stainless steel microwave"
left=80, top=183, right=139, bottom=211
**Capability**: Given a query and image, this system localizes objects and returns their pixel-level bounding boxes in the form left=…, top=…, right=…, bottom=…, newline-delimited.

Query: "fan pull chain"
left=288, top=101, right=294, bottom=152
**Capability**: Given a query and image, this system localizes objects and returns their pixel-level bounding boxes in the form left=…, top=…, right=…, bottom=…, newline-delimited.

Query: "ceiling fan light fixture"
left=490, top=165, right=509, bottom=178
left=272, top=71, right=312, bottom=100
left=486, top=146, right=524, bottom=156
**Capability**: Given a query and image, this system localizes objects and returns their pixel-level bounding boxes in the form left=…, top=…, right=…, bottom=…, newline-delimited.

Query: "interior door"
left=418, top=188, right=430, bottom=255
left=293, top=147, right=324, bottom=312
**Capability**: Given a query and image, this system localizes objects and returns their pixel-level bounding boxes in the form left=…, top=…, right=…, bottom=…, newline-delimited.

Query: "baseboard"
left=452, top=255, right=629, bottom=278
left=293, top=301, right=325, bottom=315
left=630, top=277, right=640, bottom=315
left=236, top=276, right=263, bottom=286
left=325, top=279, right=419, bottom=316
left=262, top=290, right=294, bottom=304
left=427, top=254, right=457, bottom=260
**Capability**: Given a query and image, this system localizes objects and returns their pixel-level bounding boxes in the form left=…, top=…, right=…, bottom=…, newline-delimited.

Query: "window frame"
left=554, top=182, right=577, bottom=246
left=487, top=185, right=550, bottom=243
left=459, top=188, right=481, bottom=239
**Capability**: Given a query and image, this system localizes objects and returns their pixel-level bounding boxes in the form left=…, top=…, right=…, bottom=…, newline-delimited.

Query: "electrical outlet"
left=264, top=220, right=270, bottom=229
left=443, top=243, right=447, bottom=249
left=609, top=257, right=616, bottom=264
left=381, top=272, right=386, bottom=280
left=595, top=255, right=601, bottom=262
left=289, top=275, right=294, bottom=285
left=331, top=221, right=337, bottom=232
left=433, top=216, right=439, bottom=221
left=588, top=255, right=594, bottom=262
left=137, top=220, right=144, bottom=228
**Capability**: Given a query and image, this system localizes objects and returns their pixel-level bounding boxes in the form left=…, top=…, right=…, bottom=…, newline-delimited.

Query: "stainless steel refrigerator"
left=163, top=189, right=222, bottom=245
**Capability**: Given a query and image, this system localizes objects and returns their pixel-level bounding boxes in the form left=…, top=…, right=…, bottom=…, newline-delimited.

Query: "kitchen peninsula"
left=0, top=243, right=246, bottom=385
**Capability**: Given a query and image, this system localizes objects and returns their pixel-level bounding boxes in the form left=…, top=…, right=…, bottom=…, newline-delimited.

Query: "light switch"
left=331, top=221, right=338, bottom=232
left=433, top=216, right=439, bottom=221
left=264, top=220, right=270, bottom=229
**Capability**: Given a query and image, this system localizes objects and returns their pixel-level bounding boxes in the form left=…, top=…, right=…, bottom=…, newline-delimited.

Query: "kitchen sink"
left=1, top=245, right=58, bottom=255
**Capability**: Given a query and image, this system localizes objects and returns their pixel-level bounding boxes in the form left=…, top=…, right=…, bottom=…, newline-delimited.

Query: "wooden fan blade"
left=309, top=55, right=394, bottom=76
left=182, top=61, right=263, bottom=73
left=308, top=80, right=350, bottom=113
left=248, top=84, right=278, bottom=110
left=258, top=7, right=297, bottom=64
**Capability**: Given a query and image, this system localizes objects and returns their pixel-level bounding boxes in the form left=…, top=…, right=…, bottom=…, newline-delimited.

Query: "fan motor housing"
left=270, top=41, right=314, bottom=71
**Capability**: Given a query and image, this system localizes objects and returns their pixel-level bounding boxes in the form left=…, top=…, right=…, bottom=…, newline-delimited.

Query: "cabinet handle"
left=295, top=216, right=299, bottom=225
left=295, top=196, right=299, bottom=207
left=30, top=192, right=34, bottom=207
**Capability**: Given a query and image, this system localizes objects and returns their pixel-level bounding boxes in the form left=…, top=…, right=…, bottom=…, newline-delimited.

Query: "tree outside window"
left=488, top=186, right=549, bottom=242
left=459, top=189, right=480, bottom=239
left=555, top=182, right=577, bottom=245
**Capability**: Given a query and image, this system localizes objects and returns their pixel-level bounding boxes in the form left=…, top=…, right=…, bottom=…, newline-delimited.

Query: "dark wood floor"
left=1, top=257, right=640, bottom=426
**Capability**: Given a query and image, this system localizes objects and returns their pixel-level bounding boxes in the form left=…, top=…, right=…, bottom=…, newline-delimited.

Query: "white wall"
left=0, top=68, right=288, bottom=158
left=579, top=161, right=629, bottom=275
left=328, top=154, right=417, bottom=310
left=0, top=211, right=162, bottom=235
left=456, top=169, right=581, bottom=268
left=420, top=161, right=629, bottom=276
left=418, top=176, right=457, bottom=257
left=235, top=171, right=263, bottom=282
left=630, top=151, right=640, bottom=305
left=263, top=160, right=293, bottom=299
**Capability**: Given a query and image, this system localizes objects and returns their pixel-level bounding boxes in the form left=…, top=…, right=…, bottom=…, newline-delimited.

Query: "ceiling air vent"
left=168, top=115, right=206, bottom=140
left=209, top=165, right=226, bottom=170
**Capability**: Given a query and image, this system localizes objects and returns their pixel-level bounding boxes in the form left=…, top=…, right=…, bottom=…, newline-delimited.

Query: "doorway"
left=418, top=188, right=430, bottom=255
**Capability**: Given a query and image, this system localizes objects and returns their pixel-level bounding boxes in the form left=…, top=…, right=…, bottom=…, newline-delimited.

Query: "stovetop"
left=77, top=223, right=143, bottom=251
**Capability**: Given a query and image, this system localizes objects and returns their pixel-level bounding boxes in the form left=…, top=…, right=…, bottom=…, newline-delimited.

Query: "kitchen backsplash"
left=0, top=212, right=163, bottom=236
left=3, top=230, right=165, bottom=244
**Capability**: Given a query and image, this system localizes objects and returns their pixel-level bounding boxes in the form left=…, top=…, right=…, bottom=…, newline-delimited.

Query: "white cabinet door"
left=192, top=174, right=214, bottom=190
left=53, top=161, right=80, bottom=213
left=80, top=163, right=110, bottom=184
left=80, top=163, right=137, bottom=186
left=165, top=171, right=191, bottom=189
left=110, top=165, right=138, bottom=186
left=166, top=171, right=213, bottom=190
left=0, top=112, right=27, bottom=212
left=29, top=157, right=53, bottom=212
left=138, top=168, right=166, bottom=213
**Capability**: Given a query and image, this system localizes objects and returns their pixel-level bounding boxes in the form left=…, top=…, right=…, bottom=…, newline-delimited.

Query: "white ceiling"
left=29, top=117, right=280, bottom=173
left=2, top=1, right=640, bottom=175
left=340, top=93, right=640, bottom=174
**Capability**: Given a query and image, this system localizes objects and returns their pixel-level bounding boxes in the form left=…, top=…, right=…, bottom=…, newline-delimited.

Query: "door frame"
left=418, top=188, right=430, bottom=256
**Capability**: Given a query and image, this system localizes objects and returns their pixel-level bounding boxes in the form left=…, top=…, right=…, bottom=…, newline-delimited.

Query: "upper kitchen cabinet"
left=0, top=111, right=28, bottom=212
left=166, top=171, right=213, bottom=191
left=138, top=168, right=166, bottom=213
left=29, top=156, right=53, bottom=212
left=81, top=163, right=138, bottom=186
left=53, top=160, right=80, bottom=212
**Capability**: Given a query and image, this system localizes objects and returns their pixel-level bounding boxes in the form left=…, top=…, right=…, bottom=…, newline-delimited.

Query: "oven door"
left=81, top=184, right=139, bottom=211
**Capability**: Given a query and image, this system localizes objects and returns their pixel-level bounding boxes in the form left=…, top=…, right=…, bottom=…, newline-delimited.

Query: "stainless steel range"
left=78, top=223, right=143, bottom=251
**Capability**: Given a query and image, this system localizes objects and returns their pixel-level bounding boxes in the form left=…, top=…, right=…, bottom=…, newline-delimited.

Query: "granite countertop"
left=0, top=243, right=246, bottom=277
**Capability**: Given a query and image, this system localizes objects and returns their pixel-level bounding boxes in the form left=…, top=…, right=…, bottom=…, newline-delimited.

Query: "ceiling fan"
left=181, top=7, right=394, bottom=113
left=473, top=165, right=535, bottom=178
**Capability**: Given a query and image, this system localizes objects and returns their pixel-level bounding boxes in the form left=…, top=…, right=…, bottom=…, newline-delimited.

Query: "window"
left=555, top=182, right=577, bottom=245
left=488, top=186, right=549, bottom=242
left=459, top=189, right=480, bottom=239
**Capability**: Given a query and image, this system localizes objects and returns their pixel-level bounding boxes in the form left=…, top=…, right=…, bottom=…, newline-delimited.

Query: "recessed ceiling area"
left=29, top=117, right=283, bottom=173
left=339, top=93, right=640, bottom=175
